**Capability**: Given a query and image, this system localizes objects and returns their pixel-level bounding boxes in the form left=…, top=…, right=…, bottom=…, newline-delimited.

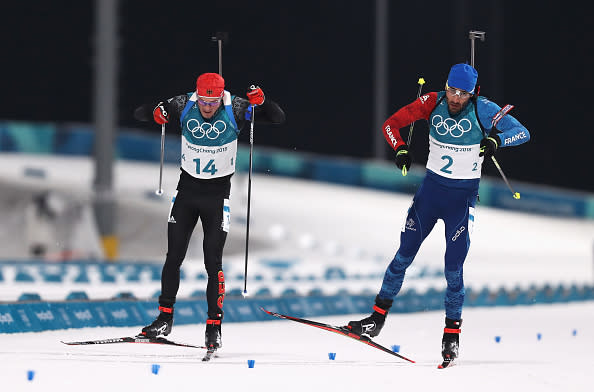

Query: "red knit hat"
left=196, top=73, right=225, bottom=98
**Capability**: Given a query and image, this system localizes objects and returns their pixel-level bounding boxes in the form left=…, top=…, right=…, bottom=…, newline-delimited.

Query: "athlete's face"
left=445, top=86, right=472, bottom=115
left=198, top=97, right=222, bottom=119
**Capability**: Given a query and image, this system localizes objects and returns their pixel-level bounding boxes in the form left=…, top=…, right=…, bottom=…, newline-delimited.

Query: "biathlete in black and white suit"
left=133, top=73, right=285, bottom=350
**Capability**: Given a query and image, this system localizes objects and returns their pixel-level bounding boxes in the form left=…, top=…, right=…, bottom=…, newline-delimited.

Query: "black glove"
left=479, top=134, right=501, bottom=158
left=395, top=145, right=412, bottom=171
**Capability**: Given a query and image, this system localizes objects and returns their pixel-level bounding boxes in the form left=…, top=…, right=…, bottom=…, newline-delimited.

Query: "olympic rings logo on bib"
left=431, top=115, right=472, bottom=138
left=187, top=119, right=227, bottom=139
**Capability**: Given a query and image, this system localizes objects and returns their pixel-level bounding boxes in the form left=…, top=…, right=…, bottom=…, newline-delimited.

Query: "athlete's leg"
left=159, top=190, right=200, bottom=307
left=442, top=191, right=477, bottom=320
left=379, top=180, right=439, bottom=300
left=348, top=180, right=439, bottom=337
left=200, top=195, right=228, bottom=320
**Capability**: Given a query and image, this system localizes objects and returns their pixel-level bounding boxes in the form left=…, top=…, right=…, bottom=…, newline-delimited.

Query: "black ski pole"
left=243, top=102, right=255, bottom=297
left=156, top=123, right=165, bottom=196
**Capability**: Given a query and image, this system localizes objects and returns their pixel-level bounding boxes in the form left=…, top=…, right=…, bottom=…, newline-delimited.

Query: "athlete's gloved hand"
left=479, top=134, right=500, bottom=158
left=247, top=85, right=265, bottom=106
left=395, top=145, right=412, bottom=171
left=153, top=102, right=169, bottom=124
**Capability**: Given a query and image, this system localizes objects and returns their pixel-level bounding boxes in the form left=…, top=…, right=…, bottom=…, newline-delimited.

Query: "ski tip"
left=60, top=341, right=84, bottom=346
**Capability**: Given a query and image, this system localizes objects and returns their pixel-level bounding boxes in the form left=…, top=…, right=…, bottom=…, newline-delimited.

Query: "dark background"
left=2, top=1, right=593, bottom=192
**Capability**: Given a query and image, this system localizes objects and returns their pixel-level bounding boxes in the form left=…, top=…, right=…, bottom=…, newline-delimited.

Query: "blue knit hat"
left=447, top=63, right=478, bottom=93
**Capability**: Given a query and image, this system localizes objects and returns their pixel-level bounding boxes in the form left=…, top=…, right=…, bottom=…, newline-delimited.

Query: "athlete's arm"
left=133, top=94, right=189, bottom=125
left=477, top=98, right=530, bottom=147
left=382, top=92, right=438, bottom=151
left=232, top=96, right=286, bottom=130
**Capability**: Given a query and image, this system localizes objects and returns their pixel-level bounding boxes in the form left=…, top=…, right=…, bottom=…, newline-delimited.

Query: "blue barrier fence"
left=1, top=260, right=392, bottom=288
left=1, top=284, right=593, bottom=334
left=1, top=120, right=593, bottom=219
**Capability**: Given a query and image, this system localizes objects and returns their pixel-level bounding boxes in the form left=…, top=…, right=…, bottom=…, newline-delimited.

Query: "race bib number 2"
left=426, top=136, right=482, bottom=179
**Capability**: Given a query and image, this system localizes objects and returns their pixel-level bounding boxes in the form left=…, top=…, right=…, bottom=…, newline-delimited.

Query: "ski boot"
left=347, top=295, right=393, bottom=337
left=140, top=306, right=173, bottom=338
left=205, top=319, right=222, bottom=350
left=439, top=317, right=462, bottom=368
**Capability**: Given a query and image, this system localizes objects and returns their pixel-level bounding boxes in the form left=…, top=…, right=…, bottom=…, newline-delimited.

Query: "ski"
left=61, top=335, right=206, bottom=349
left=260, top=307, right=415, bottom=363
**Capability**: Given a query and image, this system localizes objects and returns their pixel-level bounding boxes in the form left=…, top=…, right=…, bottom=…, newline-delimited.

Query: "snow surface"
left=1, top=154, right=594, bottom=390
left=1, top=302, right=593, bottom=391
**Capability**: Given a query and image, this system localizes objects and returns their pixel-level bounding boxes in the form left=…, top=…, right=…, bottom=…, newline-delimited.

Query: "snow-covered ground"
left=1, top=302, right=593, bottom=391
left=1, top=153, right=593, bottom=390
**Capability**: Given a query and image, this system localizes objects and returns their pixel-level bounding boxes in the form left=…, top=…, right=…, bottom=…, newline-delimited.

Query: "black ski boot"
left=347, top=295, right=393, bottom=337
left=205, top=319, right=222, bottom=350
left=140, top=306, right=173, bottom=338
left=440, top=317, right=462, bottom=368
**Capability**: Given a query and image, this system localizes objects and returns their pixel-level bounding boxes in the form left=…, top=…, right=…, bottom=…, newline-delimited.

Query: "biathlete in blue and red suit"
left=347, top=63, right=530, bottom=366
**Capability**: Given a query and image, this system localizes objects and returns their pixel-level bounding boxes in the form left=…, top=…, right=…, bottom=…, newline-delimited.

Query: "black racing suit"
left=134, top=94, right=285, bottom=320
